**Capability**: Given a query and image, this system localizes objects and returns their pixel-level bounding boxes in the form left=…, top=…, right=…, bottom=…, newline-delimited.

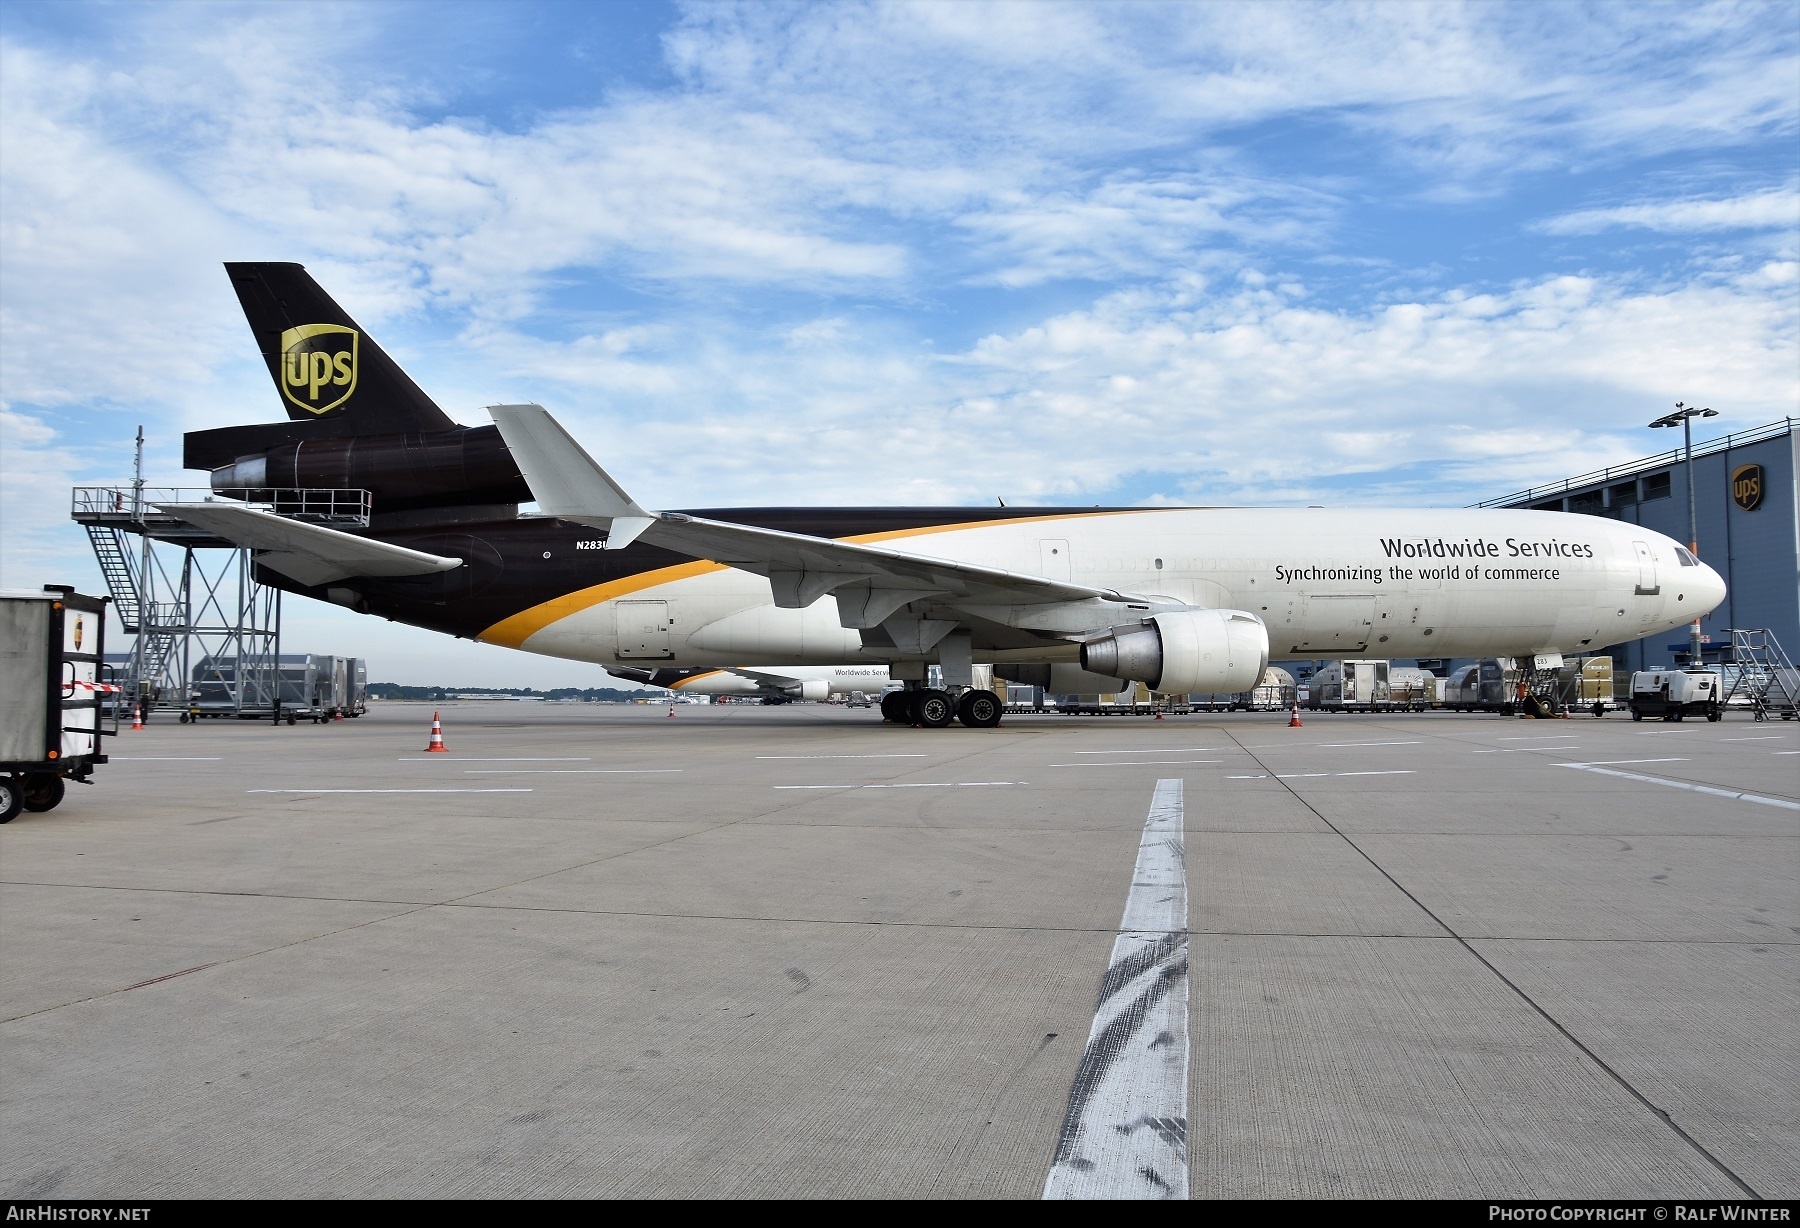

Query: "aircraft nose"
left=1692, top=561, right=1727, bottom=616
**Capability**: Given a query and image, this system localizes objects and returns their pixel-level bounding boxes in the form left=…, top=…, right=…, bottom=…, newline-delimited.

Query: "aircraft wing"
left=156, top=502, right=464, bottom=588
left=489, top=404, right=1143, bottom=628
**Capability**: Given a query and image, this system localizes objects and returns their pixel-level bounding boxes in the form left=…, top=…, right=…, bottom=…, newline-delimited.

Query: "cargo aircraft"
left=163, top=264, right=1725, bottom=728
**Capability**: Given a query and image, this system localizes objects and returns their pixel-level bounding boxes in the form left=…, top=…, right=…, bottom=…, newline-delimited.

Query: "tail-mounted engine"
left=1080, top=609, right=1269, bottom=694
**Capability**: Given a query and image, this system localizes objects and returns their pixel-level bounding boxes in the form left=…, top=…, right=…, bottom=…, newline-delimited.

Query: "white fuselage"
left=487, top=508, right=1724, bottom=668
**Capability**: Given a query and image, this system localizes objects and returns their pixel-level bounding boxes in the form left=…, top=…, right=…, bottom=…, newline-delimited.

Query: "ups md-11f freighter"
left=164, top=264, right=1724, bottom=728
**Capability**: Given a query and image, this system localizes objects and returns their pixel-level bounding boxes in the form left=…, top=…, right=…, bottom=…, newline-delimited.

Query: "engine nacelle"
left=1080, top=609, right=1269, bottom=694
left=796, top=679, right=830, bottom=702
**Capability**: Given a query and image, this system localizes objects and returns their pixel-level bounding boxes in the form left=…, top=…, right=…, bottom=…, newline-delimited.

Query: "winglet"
left=488, top=404, right=655, bottom=549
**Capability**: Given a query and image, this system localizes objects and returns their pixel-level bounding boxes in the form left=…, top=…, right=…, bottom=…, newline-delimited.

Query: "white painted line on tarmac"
left=1637, top=729, right=1697, bottom=734
left=1562, top=758, right=1688, bottom=766
left=113, top=757, right=222, bottom=760
left=755, top=754, right=928, bottom=759
left=401, top=757, right=591, bottom=761
left=1044, top=778, right=1187, bottom=1201
left=465, top=769, right=681, bottom=775
left=1721, top=736, right=1786, bottom=742
left=1224, top=770, right=1415, bottom=780
left=1499, top=735, right=1580, bottom=741
left=773, top=781, right=1026, bottom=790
left=1776, top=751, right=1800, bottom=756
left=1073, top=748, right=1223, bottom=754
left=1049, top=760, right=1221, bottom=768
left=248, top=788, right=533, bottom=794
left=1554, top=764, right=1800, bottom=811
left=1315, top=740, right=1424, bottom=748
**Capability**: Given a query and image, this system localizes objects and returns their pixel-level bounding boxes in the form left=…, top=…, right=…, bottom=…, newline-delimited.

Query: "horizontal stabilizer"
left=156, top=502, right=463, bottom=588
left=488, top=404, right=654, bottom=548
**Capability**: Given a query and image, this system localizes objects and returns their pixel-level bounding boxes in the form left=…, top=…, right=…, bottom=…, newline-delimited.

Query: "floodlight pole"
left=1651, top=402, right=1717, bottom=667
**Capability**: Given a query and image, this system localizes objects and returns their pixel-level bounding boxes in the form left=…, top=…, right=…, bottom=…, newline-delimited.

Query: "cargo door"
left=1632, top=541, right=1659, bottom=595
left=1300, top=594, right=1375, bottom=653
left=616, top=600, right=673, bottom=659
left=1038, top=539, right=1071, bottom=583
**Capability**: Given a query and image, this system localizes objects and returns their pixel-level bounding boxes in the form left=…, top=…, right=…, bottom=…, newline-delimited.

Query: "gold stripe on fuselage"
left=476, top=509, right=1141, bottom=649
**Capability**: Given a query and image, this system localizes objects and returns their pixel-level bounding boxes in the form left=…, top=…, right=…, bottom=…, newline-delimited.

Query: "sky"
left=1, top=0, right=1796, bottom=686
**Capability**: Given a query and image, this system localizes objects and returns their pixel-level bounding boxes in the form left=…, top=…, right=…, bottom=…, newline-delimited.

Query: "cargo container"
left=1, top=587, right=115, bottom=821
left=189, top=653, right=359, bottom=723
left=1307, top=659, right=1390, bottom=710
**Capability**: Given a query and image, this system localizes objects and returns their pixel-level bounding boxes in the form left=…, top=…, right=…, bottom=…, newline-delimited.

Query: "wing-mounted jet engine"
left=1080, top=610, right=1269, bottom=695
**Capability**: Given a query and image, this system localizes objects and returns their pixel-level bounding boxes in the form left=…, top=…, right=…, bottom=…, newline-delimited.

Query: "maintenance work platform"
left=1, top=702, right=1793, bottom=1199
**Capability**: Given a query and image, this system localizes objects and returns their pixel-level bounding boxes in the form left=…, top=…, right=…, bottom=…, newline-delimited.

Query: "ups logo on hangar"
left=280, top=324, right=359, bottom=415
left=1731, top=464, right=1763, bottom=512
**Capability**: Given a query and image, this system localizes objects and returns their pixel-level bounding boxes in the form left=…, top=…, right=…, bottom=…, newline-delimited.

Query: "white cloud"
left=1536, top=185, right=1800, bottom=235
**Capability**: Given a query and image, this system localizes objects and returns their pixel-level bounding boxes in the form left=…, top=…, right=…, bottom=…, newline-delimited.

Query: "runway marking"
left=1049, top=760, right=1221, bottom=768
left=1777, top=751, right=1800, bottom=756
left=1637, top=729, right=1696, bottom=734
left=755, top=754, right=928, bottom=759
left=1499, top=735, right=1580, bottom=741
left=1044, top=778, right=1187, bottom=1201
left=1721, top=736, right=1786, bottom=742
left=112, top=757, right=222, bottom=760
left=1554, top=764, right=1800, bottom=811
left=465, top=769, right=681, bottom=775
left=1561, top=758, right=1689, bottom=766
left=401, top=757, right=591, bottom=761
left=1316, top=740, right=1423, bottom=747
left=774, top=781, right=1025, bottom=790
left=247, top=788, right=533, bottom=794
left=1073, top=748, right=1223, bottom=755
left=1226, top=770, right=1416, bottom=780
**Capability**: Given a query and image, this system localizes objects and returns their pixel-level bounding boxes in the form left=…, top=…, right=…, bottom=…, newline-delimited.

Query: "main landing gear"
left=880, top=687, right=1003, bottom=729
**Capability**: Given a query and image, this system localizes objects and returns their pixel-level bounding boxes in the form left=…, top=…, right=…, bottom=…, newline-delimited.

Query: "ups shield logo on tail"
left=1731, top=464, right=1763, bottom=512
left=280, top=324, right=359, bottom=415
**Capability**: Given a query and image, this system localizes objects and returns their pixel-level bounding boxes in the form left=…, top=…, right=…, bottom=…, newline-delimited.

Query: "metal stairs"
left=1721, top=628, right=1800, bottom=722
left=85, top=524, right=141, bottom=631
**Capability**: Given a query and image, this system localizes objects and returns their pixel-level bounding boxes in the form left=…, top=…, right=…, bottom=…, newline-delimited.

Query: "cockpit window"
left=1674, top=546, right=1700, bottom=567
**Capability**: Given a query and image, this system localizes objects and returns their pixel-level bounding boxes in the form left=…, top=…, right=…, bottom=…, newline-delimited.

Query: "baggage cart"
left=1, top=586, right=116, bottom=822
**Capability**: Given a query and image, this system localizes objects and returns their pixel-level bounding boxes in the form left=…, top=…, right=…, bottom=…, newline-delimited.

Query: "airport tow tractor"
left=0, top=586, right=116, bottom=822
left=1628, top=669, right=1723, bottom=722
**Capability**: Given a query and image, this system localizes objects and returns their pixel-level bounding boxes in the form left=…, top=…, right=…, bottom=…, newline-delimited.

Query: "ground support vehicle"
left=1628, top=669, right=1722, bottom=722
left=1, top=587, right=115, bottom=822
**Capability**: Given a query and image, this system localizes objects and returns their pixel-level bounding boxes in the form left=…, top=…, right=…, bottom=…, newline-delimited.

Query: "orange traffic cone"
left=424, top=711, right=448, bottom=752
left=667, top=705, right=676, bottom=718
left=131, top=703, right=144, bottom=731
left=1154, top=708, right=1164, bottom=720
left=1288, top=700, right=1304, bottom=728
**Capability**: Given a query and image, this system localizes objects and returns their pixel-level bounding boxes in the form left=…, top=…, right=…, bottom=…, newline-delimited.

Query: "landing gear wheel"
left=914, top=689, right=955, bottom=728
left=956, top=690, right=1003, bottom=728
left=879, top=691, right=911, bottom=724
left=0, top=780, right=20, bottom=824
left=22, top=774, right=63, bottom=813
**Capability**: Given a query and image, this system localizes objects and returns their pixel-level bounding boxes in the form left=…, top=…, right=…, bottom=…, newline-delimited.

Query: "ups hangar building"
left=1475, top=417, right=1798, bottom=677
